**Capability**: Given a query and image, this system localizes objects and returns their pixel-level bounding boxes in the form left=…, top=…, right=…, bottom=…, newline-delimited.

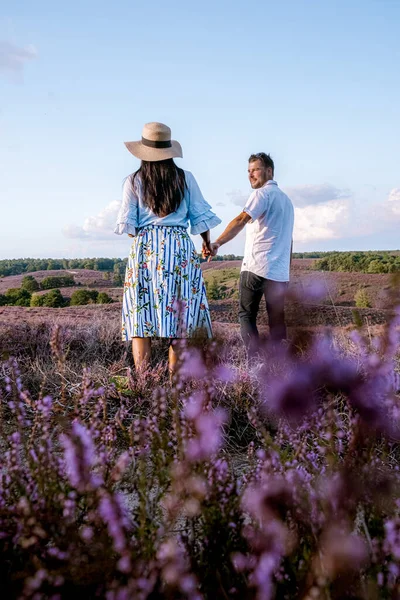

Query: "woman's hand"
left=202, top=240, right=212, bottom=259
left=200, top=230, right=212, bottom=259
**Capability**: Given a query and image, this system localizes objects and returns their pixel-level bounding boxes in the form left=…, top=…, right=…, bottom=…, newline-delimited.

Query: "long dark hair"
left=131, top=159, right=187, bottom=217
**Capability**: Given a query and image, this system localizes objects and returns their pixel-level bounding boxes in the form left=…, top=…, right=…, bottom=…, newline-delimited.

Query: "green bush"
left=113, top=264, right=124, bottom=286
left=41, top=275, right=75, bottom=290
left=42, top=289, right=65, bottom=308
left=5, top=288, right=31, bottom=307
left=30, top=290, right=67, bottom=307
left=70, top=289, right=99, bottom=306
left=0, top=294, right=7, bottom=306
left=30, top=294, right=45, bottom=307
left=207, top=278, right=221, bottom=300
left=97, top=292, right=113, bottom=304
left=21, top=275, right=40, bottom=292
left=354, top=288, right=371, bottom=308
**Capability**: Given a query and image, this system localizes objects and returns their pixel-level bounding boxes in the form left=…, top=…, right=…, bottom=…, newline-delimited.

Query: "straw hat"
left=124, top=122, right=183, bottom=162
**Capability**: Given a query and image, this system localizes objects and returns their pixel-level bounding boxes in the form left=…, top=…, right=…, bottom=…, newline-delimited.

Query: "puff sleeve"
left=114, top=176, right=138, bottom=235
left=187, top=172, right=221, bottom=235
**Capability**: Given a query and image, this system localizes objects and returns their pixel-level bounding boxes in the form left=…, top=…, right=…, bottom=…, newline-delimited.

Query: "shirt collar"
left=265, top=179, right=277, bottom=186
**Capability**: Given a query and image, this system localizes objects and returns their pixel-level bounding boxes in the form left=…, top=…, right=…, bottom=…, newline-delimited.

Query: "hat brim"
left=124, top=140, right=183, bottom=162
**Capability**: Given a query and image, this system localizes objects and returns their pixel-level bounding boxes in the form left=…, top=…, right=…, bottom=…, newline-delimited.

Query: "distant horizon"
left=1, top=248, right=400, bottom=264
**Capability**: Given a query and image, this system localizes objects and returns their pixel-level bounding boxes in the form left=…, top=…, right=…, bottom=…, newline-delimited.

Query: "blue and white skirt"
left=121, top=225, right=212, bottom=340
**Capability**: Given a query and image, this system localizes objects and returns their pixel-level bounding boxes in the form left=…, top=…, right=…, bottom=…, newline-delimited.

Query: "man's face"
left=248, top=159, right=273, bottom=189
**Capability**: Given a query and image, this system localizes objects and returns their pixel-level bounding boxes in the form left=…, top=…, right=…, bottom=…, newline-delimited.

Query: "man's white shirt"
left=242, top=180, right=294, bottom=282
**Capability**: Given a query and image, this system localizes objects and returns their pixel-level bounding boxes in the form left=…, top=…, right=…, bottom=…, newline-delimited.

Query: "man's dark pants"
left=239, top=271, right=288, bottom=354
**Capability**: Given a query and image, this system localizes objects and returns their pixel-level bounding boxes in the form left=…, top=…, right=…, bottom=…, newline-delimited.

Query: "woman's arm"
left=200, top=230, right=212, bottom=258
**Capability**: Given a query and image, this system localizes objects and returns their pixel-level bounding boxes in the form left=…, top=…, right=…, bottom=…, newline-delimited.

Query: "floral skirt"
left=121, top=225, right=212, bottom=340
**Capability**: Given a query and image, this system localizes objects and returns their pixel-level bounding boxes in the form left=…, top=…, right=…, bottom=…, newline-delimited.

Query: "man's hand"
left=128, top=234, right=134, bottom=238
left=207, top=242, right=220, bottom=262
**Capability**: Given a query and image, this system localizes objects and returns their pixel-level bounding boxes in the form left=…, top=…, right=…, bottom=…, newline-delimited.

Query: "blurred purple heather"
left=0, top=305, right=398, bottom=598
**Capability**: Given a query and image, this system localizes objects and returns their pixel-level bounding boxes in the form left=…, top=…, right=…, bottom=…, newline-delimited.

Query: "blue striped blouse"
left=114, top=170, right=221, bottom=236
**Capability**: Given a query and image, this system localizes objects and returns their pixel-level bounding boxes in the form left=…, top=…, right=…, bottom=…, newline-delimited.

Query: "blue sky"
left=1, top=0, right=400, bottom=259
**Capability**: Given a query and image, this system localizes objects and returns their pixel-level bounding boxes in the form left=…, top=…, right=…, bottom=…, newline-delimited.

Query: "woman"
left=114, top=122, right=221, bottom=373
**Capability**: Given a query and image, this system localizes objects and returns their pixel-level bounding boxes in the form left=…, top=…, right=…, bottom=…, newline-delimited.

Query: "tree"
left=367, top=260, right=386, bottom=274
left=41, top=275, right=75, bottom=289
left=70, top=290, right=99, bottom=306
left=21, top=275, right=40, bottom=292
left=97, top=292, right=113, bottom=304
left=113, top=264, right=124, bottom=286
left=30, top=294, right=45, bottom=307
left=207, top=278, right=221, bottom=300
left=5, top=288, right=31, bottom=307
left=42, top=289, right=65, bottom=308
left=354, top=288, right=371, bottom=308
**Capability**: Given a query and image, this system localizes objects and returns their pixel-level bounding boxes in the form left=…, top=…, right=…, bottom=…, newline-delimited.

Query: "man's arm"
left=208, top=211, right=251, bottom=258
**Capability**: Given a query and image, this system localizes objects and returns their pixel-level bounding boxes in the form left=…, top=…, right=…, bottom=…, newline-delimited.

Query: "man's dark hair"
left=248, top=152, right=274, bottom=176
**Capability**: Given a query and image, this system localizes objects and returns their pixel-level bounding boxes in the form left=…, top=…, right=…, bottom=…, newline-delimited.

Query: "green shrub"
left=30, top=294, right=45, bottom=307
left=354, top=288, right=371, bottom=308
left=21, top=275, right=40, bottom=292
left=30, top=290, right=66, bottom=307
left=113, top=264, right=124, bottom=286
left=70, top=289, right=99, bottom=306
left=97, top=292, right=113, bottom=304
left=42, top=289, right=65, bottom=308
left=207, top=278, right=221, bottom=300
left=41, top=275, right=75, bottom=290
left=0, top=294, right=7, bottom=306
left=5, top=288, right=31, bottom=307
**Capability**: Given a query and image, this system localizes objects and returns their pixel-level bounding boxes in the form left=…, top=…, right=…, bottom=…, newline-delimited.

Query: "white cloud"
left=284, top=183, right=352, bottom=207
left=0, top=40, right=37, bottom=80
left=294, top=200, right=349, bottom=243
left=387, top=188, right=400, bottom=216
left=63, top=200, right=120, bottom=241
left=225, top=182, right=352, bottom=243
left=226, top=190, right=248, bottom=207
left=350, top=188, right=400, bottom=237
left=63, top=186, right=400, bottom=247
left=216, top=201, right=225, bottom=207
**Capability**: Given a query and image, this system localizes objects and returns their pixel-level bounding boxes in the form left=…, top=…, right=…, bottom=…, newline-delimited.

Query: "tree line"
left=1, top=251, right=399, bottom=278
left=313, top=251, right=400, bottom=273
left=0, top=275, right=113, bottom=308
left=0, top=255, right=247, bottom=278
left=0, top=258, right=126, bottom=277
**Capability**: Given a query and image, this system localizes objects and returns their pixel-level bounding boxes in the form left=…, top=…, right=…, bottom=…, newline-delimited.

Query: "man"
left=205, top=153, right=294, bottom=354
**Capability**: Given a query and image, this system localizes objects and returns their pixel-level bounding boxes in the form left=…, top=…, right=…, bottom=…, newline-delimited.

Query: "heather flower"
left=98, top=492, right=131, bottom=557
left=186, top=408, right=226, bottom=461
left=179, top=348, right=206, bottom=380
left=157, top=538, right=201, bottom=600
left=242, top=476, right=293, bottom=524
left=60, top=422, right=102, bottom=492
left=0, top=309, right=399, bottom=597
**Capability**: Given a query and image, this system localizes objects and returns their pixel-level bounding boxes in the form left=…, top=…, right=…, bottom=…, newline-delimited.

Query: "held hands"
left=202, top=241, right=220, bottom=262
